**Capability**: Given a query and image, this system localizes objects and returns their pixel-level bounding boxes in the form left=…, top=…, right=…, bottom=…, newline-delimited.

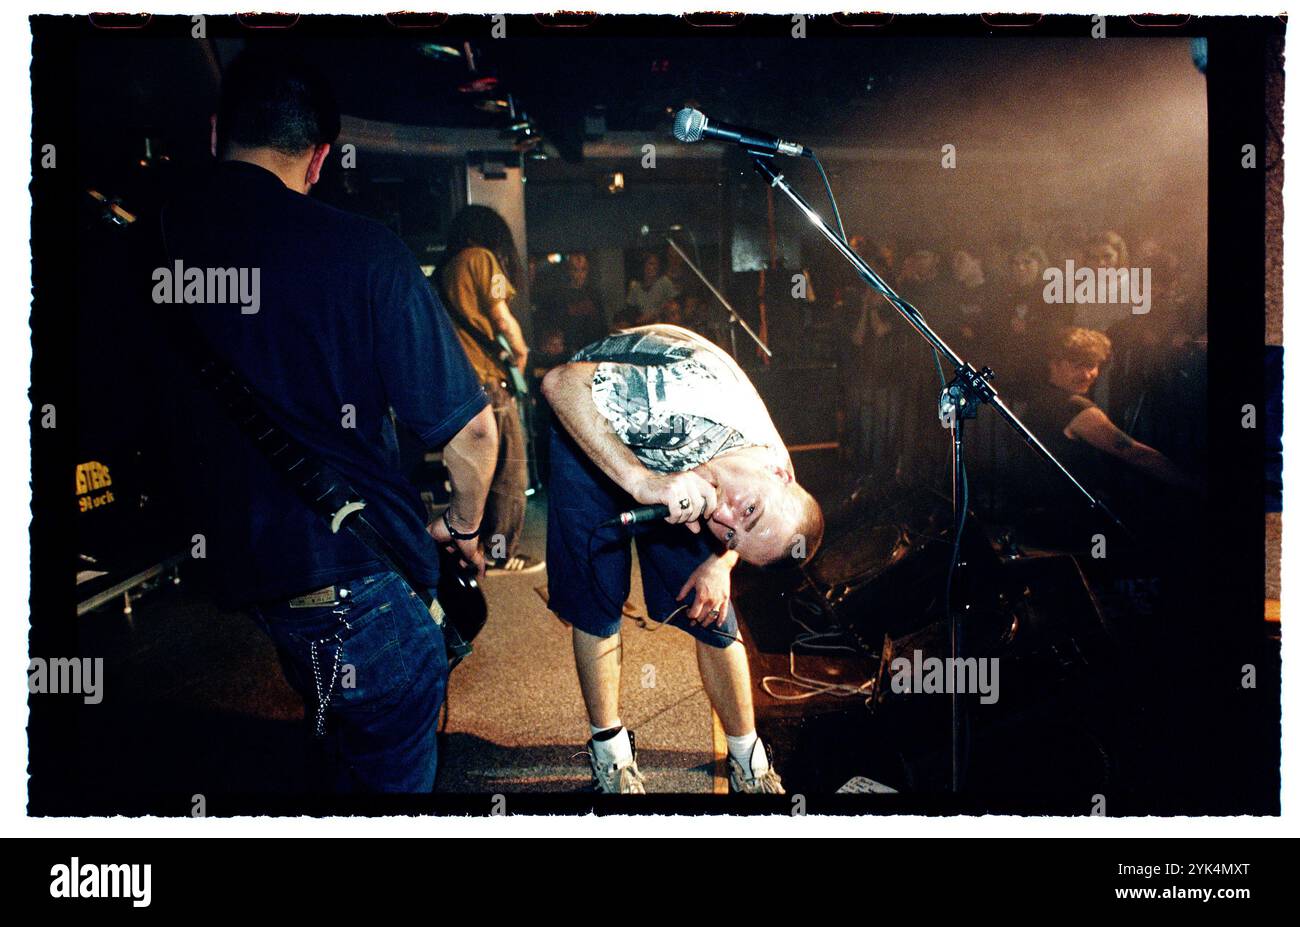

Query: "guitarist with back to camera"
left=163, top=50, right=498, bottom=794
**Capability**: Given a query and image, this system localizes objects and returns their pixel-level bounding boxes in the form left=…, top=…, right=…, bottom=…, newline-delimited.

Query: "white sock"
left=726, top=732, right=768, bottom=779
left=590, top=723, right=632, bottom=768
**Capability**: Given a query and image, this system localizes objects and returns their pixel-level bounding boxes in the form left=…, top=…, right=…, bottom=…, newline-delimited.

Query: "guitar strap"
left=158, top=208, right=474, bottom=665
left=433, top=277, right=517, bottom=382
left=435, top=274, right=543, bottom=493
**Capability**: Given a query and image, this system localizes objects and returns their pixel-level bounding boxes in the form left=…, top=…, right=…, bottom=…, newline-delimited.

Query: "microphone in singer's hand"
left=602, top=504, right=670, bottom=528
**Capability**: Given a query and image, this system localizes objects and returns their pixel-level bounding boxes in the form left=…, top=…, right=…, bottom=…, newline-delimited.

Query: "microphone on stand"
left=672, top=107, right=813, bottom=158
left=601, top=504, right=670, bottom=528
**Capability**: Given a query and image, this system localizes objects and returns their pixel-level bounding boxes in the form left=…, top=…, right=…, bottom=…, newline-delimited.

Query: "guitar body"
left=496, top=332, right=530, bottom=398
left=437, top=544, right=488, bottom=669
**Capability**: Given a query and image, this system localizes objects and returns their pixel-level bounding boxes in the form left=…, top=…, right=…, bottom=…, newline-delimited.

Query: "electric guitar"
left=447, top=314, right=544, bottom=494
left=493, top=331, right=530, bottom=400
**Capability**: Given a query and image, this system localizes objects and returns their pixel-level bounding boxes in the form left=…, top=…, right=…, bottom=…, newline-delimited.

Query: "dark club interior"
left=29, top=14, right=1281, bottom=816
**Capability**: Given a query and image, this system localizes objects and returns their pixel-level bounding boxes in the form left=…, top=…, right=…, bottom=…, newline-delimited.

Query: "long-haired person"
left=437, top=205, right=543, bottom=573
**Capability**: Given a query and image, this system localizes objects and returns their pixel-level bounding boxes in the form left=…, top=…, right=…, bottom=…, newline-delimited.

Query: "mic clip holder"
left=939, top=364, right=997, bottom=427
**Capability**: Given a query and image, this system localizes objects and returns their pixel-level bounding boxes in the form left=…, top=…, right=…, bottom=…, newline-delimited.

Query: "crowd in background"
left=821, top=225, right=1207, bottom=533
left=518, top=224, right=1207, bottom=539
left=528, top=244, right=732, bottom=368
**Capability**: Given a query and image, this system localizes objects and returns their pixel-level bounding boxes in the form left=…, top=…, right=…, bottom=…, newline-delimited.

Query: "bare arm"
left=443, top=403, right=497, bottom=530
left=487, top=299, right=528, bottom=372
left=1066, top=406, right=1201, bottom=491
left=542, top=362, right=643, bottom=493
left=541, top=361, right=718, bottom=531
left=430, top=403, right=498, bottom=574
left=676, top=547, right=740, bottom=627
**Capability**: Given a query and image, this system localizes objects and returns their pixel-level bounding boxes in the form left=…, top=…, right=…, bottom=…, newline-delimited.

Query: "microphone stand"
left=743, top=152, right=1129, bottom=793
left=662, top=233, right=772, bottom=361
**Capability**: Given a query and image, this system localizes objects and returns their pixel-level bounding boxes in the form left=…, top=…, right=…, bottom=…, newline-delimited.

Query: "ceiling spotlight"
left=416, top=43, right=462, bottom=61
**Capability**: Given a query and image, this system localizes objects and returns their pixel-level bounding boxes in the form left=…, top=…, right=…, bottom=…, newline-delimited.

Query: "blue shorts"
left=545, top=425, right=739, bottom=649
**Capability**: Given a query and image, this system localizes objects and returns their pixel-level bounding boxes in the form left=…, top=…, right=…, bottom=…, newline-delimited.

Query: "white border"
left=2, top=2, right=1294, bottom=839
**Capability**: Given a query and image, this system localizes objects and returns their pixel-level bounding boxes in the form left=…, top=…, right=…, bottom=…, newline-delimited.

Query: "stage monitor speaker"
left=871, top=552, right=1120, bottom=712
left=817, top=514, right=1004, bottom=649
left=866, top=552, right=1125, bottom=796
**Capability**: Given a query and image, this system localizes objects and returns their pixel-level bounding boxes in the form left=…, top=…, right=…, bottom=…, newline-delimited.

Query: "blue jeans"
left=251, top=571, right=448, bottom=793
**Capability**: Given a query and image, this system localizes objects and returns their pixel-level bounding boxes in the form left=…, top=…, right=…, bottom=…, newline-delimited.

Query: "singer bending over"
left=541, top=324, right=824, bottom=794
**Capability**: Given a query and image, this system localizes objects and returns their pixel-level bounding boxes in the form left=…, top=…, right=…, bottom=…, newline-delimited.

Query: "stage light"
left=416, top=43, right=462, bottom=62
left=457, top=76, right=499, bottom=94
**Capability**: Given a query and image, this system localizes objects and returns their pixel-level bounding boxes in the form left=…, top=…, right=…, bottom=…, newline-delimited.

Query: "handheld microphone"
left=602, top=503, right=670, bottom=528
left=673, top=107, right=812, bottom=159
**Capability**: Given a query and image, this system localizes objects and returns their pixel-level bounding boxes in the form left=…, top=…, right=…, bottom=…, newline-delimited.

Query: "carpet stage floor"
left=76, top=492, right=729, bottom=797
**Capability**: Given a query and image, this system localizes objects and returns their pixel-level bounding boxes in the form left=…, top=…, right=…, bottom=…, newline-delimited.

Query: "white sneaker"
left=728, top=741, right=786, bottom=794
left=586, top=730, right=647, bottom=794
left=485, top=554, right=546, bottom=575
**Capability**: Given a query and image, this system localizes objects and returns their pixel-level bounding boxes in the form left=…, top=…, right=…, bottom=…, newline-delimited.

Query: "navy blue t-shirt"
left=162, top=161, right=487, bottom=605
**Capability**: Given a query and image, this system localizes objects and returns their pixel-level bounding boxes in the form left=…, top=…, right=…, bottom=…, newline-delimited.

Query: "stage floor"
left=67, top=492, right=1280, bottom=812
left=74, top=492, right=724, bottom=798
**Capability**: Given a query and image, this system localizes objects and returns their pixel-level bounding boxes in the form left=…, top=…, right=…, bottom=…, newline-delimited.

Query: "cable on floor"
left=759, top=594, right=876, bottom=703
